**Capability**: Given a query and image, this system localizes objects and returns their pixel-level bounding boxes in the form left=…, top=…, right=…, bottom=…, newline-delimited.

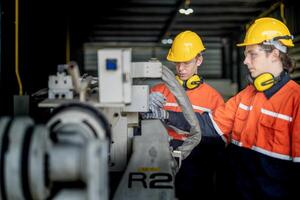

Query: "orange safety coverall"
left=167, top=73, right=300, bottom=199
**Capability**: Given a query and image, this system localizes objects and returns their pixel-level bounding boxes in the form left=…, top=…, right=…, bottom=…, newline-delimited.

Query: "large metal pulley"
left=0, top=103, right=111, bottom=200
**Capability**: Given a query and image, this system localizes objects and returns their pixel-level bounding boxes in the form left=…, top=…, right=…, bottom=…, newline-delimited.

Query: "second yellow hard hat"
left=167, top=31, right=205, bottom=62
left=237, top=17, right=294, bottom=47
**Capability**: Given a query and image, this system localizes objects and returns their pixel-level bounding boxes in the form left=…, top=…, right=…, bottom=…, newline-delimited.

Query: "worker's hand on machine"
left=141, top=105, right=169, bottom=120
left=149, top=92, right=166, bottom=108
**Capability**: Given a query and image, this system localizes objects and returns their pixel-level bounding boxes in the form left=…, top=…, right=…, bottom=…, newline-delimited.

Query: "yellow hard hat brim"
left=236, top=40, right=294, bottom=47
left=236, top=43, right=248, bottom=47
left=236, top=41, right=260, bottom=47
left=167, top=47, right=205, bottom=62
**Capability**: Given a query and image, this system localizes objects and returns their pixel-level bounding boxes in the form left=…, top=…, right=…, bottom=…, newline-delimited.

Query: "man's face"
left=174, top=56, right=203, bottom=80
left=243, top=45, right=273, bottom=78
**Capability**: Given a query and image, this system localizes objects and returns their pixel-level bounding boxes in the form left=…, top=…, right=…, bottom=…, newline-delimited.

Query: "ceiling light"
left=179, top=8, right=186, bottom=14
left=161, top=39, right=168, bottom=44
left=161, top=38, right=173, bottom=45
left=179, top=0, right=193, bottom=15
left=186, top=8, right=193, bottom=14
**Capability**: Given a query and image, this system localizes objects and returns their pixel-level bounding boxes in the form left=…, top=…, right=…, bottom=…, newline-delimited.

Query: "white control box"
left=131, top=61, right=163, bottom=78
left=98, top=48, right=132, bottom=106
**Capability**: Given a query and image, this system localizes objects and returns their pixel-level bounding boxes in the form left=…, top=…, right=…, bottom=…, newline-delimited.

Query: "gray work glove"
left=149, top=92, right=166, bottom=108
left=141, top=105, right=169, bottom=120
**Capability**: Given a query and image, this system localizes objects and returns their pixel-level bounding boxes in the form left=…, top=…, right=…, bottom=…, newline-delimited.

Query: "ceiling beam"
left=93, top=24, right=163, bottom=29
left=171, top=29, right=234, bottom=36
left=112, top=5, right=264, bottom=14
left=192, top=6, right=262, bottom=13
left=176, top=14, right=252, bottom=22
left=157, top=0, right=183, bottom=43
left=129, top=0, right=267, bottom=5
left=173, top=23, right=241, bottom=29
left=92, top=30, right=161, bottom=36
left=182, top=0, right=268, bottom=3
left=104, top=16, right=167, bottom=22
left=89, top=36, right=158, bottom=42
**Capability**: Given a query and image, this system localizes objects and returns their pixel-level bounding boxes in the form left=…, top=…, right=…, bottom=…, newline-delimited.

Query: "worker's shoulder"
left=230, top=85, right=255, bottom=101
left=201, top=82, right=222, bottom=95
left=287, top=80, right=300, bottom=92
left=285, top=80, right=300, bottom=98
left=151, top=82, right=167, bottom=91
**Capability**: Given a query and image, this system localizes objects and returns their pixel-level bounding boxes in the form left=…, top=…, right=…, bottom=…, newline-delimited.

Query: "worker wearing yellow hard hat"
left=167, top=30, right=206, bottom=62
left=144, top=30, right=225, bottom=199
left=238, top=17, right=294, bottom=91
left=237, top=17, right=294, bottom=47
left=145, top=17, right=300, bottom=199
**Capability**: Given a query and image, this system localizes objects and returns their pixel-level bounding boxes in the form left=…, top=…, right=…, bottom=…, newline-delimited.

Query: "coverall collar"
left=263, top=70, right=290, bottom=99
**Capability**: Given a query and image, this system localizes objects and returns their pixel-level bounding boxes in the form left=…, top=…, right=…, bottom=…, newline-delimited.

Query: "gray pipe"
left=161, top=65, right=202, bottom=159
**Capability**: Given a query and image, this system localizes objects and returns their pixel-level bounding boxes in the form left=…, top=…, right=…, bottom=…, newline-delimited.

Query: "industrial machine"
left=0, top=48, right=200, bottom=200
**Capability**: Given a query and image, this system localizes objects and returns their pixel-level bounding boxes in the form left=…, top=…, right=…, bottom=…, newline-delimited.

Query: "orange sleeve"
left=212, top=92, right=225, bottom=111
left=210, top=93, right=239, bottom=140
left=202, top=83, right=225, bottom=112
left=150, top=83, right=167, bottom=94
left=150, top=84, right=161, bottom=93
left=150, top=83, right=174, bottom=100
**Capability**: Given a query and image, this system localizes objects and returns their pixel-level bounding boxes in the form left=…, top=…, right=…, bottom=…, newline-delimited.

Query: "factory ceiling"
left=70, top=0, right=279, bottom=45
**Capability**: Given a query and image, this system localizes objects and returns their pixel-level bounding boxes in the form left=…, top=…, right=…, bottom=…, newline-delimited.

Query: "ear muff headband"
left=253, top=72, right=276, bottom=92
left=176, top=75, right=202, bottom=90
left=176, top=75, right=184, bottom=86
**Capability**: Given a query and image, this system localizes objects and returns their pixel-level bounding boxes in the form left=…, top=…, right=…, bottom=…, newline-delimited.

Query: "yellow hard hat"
left=237, top=17, right=294, bottom=47
left=167, top=31, right=205, bottom=62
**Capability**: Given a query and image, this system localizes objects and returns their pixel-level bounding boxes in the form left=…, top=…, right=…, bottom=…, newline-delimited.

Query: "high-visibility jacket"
left=151, top=82, right=224, bottom=140
left=167, top=73, right=300, bottom=199
left=210, top=76, right=300, bottom=199
left=211, top=79, right=300, bottom=162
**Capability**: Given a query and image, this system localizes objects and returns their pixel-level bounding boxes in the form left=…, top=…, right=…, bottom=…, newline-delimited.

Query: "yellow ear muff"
left=186, top=74, right=201, bottom=89
left=176, top=75, right=202, bottom=90
left=176, top=75, right=184, bottom=86
left=253, top=73, right=275, bottom=92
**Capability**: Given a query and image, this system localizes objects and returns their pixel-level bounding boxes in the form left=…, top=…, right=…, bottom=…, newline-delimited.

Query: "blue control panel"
left=106, top=59, right=117, bottom=70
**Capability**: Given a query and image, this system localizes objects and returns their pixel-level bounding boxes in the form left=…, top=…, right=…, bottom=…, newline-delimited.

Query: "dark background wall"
left=0, top=0, right=299, bottom=116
